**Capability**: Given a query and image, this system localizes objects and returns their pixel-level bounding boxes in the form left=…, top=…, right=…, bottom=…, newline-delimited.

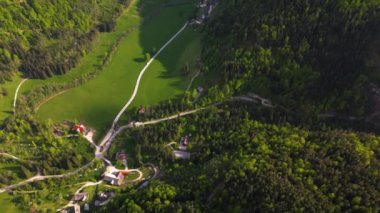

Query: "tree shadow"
left=1, top=110, right=13, bottom=117
left=134, top=58, right=146, bottom=63
left=135, top=0, right=200, bottom=95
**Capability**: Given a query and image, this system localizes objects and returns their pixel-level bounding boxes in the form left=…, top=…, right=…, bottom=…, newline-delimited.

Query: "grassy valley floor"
left=36, top=0, right=201, bottom=132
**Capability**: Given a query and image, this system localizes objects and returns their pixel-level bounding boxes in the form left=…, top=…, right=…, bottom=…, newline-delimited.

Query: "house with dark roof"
left=138, top=106, right=146, bottom=115
left=103, top=172, right=124, bottom=186
left=73, top=193, right=88, bottom=202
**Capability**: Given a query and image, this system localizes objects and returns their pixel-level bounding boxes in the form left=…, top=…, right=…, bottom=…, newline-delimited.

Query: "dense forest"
left=1, top=0, right=380, bottom=211
left=0, top=0, right=130, bottom=81
left=97, top=1, right=380, bottom=211
left=201, top=0, right=380, bottom=117
left=100, top=104, right=380, bottom=212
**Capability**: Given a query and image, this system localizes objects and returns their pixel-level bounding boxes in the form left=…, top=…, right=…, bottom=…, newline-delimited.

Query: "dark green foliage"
left=102, top=107, right=380, bottom=212
left=0, top=0, right=131, bottom=79
left=202, top=0, right=380, bottom=116
left=0, top=114, right=93, bottom=177
left=1, top=87, right=8, bottom=96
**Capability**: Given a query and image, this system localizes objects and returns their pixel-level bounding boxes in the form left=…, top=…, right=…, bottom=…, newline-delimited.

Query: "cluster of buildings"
left=102, top=166, right=128, bottom=186
left=192, top=0, right=219, bottom=25
left=173, top=135, right=192, bottom=160
left=94, top=191, right=115, bottom=206
left=61, top=153, right=130, bottom=212
left=63, top=190, right=115, bottom=213
left=179, top=135, right=191, bottom=151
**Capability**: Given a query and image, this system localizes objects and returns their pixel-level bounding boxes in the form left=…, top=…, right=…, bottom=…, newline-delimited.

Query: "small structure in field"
left=94, top=191, right=116, bottom=206
left=138, top=106, right=146, bottom=115
left=197, top=86, right=204, bottom=93
left=74, top=205, right=81, bottom=213
left=103, top=172, right=125, bottom=186
left=116, top=152, right=128, bottom=160
left=73, top=192, right=88, bottom=202
left=73, top=124, right=86, bottom=134
left=115, top=151, right=129, bottom=169
left=84, top=203, right=90, bottom=211
left=179, top=135, right=191, bottom=150
left=174, top=150, right=191, bottom=160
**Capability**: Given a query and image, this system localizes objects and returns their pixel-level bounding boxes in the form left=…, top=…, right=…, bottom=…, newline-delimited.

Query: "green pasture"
left=0, top=74, right=22, bottom=121
left=0, top=193, right=24, bottom=213
left=37, top=0, right=201, bottom=132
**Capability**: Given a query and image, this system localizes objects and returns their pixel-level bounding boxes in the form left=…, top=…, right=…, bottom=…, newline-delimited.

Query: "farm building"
left=73, top=124, right=86, bottom=134
left=73, top=192, right=88, bottom=202
left=103, top=172, right=125, bottom=186
left=138, top=106, right=146, bottom=115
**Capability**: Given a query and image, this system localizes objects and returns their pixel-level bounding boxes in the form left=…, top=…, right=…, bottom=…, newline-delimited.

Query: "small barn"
left=73, top=192, right=88, bottom=202
left=74, top=124, right=86, bottom=134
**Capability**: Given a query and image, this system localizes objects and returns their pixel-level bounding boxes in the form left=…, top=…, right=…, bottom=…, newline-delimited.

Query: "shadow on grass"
left=134, top=57, right=146, bottom=63
left=136, top=0, right=199, bottom=92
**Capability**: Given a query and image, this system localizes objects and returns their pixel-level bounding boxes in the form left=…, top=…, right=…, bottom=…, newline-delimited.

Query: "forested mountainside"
left=99, top=104, right=380, bottom=212
left=0, top=0, right=379, bottom=212
left=0, top=0, right=130, bottom=81
left=202, top=0, right=380, bottom=116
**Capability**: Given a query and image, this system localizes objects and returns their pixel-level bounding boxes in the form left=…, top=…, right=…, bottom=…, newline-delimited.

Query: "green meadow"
left=0, top=74, right=22, bottom=121
left=36, top=0, right=201, bottom=132
left=0, top=0, right=141, bottom=121
left=0, top=193, right=23, bottom=213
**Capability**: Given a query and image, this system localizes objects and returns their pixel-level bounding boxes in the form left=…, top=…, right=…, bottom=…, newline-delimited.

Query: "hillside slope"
left=201, top=0, right=380, bottom=116
left=0, top=0, right=130, bottom=80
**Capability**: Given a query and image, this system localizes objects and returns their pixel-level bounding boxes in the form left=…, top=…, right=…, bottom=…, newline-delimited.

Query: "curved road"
left=0, top=22, right=191, bottom=195
left=0, top=152, right=22, bottom=161
left=186, top=70, right=201, bottom=91
left=0, top=161, right=94, bottom=194
left=126, top=169, right=143, bottom=183
left=13, top=78, right=28, bottom=113
left=61, top=180, right=103, bottom=209
left=99, top=22, right=189, bottom=151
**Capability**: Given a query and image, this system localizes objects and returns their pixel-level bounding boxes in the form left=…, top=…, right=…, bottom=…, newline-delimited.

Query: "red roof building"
left=138, top=106, right=146, bottom=114
left=74, top=124, right=86, bottom=134
left=120, top=170, right=129, bottom=176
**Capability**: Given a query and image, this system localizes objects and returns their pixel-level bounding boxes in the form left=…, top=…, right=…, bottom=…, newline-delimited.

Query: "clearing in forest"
left=36, top=0, right=201, bottom=132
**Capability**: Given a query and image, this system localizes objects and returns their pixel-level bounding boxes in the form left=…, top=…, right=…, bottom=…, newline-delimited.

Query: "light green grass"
left=0, top=0, right=141, bottom=122
left=37, top=1, right=201, bottom=132
left=128, top=28, right=202, bottom=109
left=19, top=1, right=142, bottom=99
left=0, top=193, right=25, bottom=213
left=0, top=74, right=22, bottom=121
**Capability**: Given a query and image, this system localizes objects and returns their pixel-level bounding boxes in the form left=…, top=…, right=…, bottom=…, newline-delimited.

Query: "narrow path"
left=35, top=90, right=69, bottom=112
left=230, top=94, right=274, bottom=108
left=111, top=22, right=188, bottom=131
left=126, top=169, right=143, bottom=183
left=0, top=22, right=192, bottom=197
left=142, top=107, right=207, bottom=126
left=164, top=142, right=177, bottom=150
left=61, top=181, right=103, bottom=209
left=0, top=161, right=94, bottom=194
left=97, top=22, right=189, bottom=161
left=0, top=152, right=22, bottom=161
left=138, top=163, right=159, bottom=190
left=13, top=78, right=28, bottom=113
left=186, top=70, right=200, bottom=91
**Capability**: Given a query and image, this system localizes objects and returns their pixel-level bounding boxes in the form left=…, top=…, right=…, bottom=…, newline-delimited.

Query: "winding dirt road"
left=13, top=78, right=28, bottom=113
left=61, top=180, right=103, bottom=209
left=96, top=22, right=189, bottom=165
left=0, top=22, right=192, bottom=197
left=0, top=161, right=94, bottom=194
left=0, top=152, right=22, bottom=161
left=186, top=70, right=201, bottom=91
